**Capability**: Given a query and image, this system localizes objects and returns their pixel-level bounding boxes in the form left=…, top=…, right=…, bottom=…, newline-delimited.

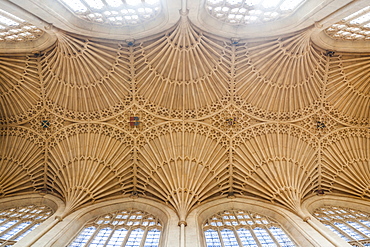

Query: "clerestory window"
left=205, top=0, right=305, bottom=25
left=58, top=0, right=161, bottom=26
left=0, top=205, right=53, bottom=246
left=69, top=209, right=162, bottom=247
left=0, top=9, right=44, bottom=42
left=203, top=210, right=296, bottom=247
left=325, top=6, right=370, bottom=41
left=314, top=206, right=370, bottom=247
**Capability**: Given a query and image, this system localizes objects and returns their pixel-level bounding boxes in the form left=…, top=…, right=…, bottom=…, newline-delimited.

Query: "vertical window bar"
left=237, top=228, right=258, bottom=247
left=357, top=220, right=370, bottom=236
left=80, top=0, right=97, bottom=13
left=218, top=229, right=226, bottom=247
left=220, top=228, right=238, bottom=246
left=204, top=211, right=295, bottom=247
left=69, top=226, right=96, bottom=247
left=84, top=226, right=104, bottom=246
left=103, top=227, right=117, bottom=246
left=204, top=229, right=222, bottom=247
left=8, top=221, right=34, bottom=241
left=106, top=228, right=128, bottom=247
left=248, top=228, right=263, bottom=247
left=14, top=223, right=40, bottom=241
left=329, top=222, right=355, bottom=241
left=138, top=228, right=148, bottom=247
left=70, top=210, right=161, bottom=247
left=0, top=221, right=22, bottom=240
left=265, top=226, right=283, bottom=247
left=269, top=226, right=295, bottom=247
left=345, top=221, right=369, bottom=240
left=232, top=228, right=246, bottom=247
left=0, top=220, right=17, bottom=235
left=0, top=205, right=53, bottom=245
left=120, top=228, right=133, bottom=247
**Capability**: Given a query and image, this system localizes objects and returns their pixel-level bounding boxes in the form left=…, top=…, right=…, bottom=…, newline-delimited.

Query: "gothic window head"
left=69, top=209, right=162, bottom=247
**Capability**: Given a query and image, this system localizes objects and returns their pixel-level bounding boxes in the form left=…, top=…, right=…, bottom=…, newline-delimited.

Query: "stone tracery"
left=0, top=12, right=369, bottom=229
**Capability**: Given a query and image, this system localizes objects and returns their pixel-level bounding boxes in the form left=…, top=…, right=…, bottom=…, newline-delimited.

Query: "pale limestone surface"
left=0, top=0, right=369, bottom=246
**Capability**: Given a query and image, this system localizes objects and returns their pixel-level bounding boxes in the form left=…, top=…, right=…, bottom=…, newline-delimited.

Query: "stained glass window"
left=0, top=205, right=53, bottom=246
left=58, top=0, right=161, bottom=26
left=69, top=210, right=162, bottom=247
left=203, top=210, right=296, bottom=247
left=205, top=0, right=305, bottom=25
left=314, top=206, right=370, bottom=247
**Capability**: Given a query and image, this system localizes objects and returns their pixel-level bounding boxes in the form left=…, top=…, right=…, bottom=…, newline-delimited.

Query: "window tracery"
left=58, top=0, right=161, bottom=26
left=0, top=205, right=53, bottom=246
left=0, top=9, right=44, bottom=42
left=314, top=206, right=370, bottom=247
left=69, top=209, right=162, bottom=247
left=325, top=6, right=370, bottom=40
left=205, top=0, right=305, bottom=25
left=203, top=210, right=296, bottom=247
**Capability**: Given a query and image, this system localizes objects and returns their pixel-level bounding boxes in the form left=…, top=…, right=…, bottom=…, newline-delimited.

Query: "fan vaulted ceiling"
left=0, top=0, right=369, bottom=221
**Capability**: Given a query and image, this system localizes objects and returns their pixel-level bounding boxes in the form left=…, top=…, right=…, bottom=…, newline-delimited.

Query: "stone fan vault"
left=0, top=5, right=369, bottom=242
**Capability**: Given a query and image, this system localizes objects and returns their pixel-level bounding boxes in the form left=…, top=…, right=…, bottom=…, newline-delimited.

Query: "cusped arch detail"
left=38, top=198, right=176, bottom=247
left=193, top=198, right=331, bottom=247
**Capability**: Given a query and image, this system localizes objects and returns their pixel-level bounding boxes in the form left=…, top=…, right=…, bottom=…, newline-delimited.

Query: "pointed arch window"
left=203, top=210, right=296, bottom=247
left=0, top=205, right=53, bottom=246
left=0, top=9, right=44, bottom=42
left=58, top=0, right=162, bottom=26
left=69, top=209, right=162, bottom=247
left=314, top=206, right=370, bottom=247
left=205, top=0, right=305, bottom=25
left=325, top=6, right=370, bottom=40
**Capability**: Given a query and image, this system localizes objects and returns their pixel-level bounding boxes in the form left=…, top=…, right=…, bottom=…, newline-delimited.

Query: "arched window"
left=69, top=209, right=162, bottom=247
left=58, top=0, right=161, bottom=26
left=314, top=206, right=370, bottom=247
left=0, top=204, right=53, bottom=246
left=203, top=210, right=296, bottom=247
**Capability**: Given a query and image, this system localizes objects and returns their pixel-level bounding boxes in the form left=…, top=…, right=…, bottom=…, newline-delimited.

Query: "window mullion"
left=120, top=228, right=132, bottom=247
left=85, top=225, right=101, bottom=246
left=265, top=225, right=282, bottom=247
left=0, top=220, right=22, bottom=238
left=80, top=0, right=92, bottom=10
left=204, top=211, right=295, bottom=247
left=329, top=221, right=354, bottom=241
left=69, top=210, right=162, bottom=247
left=217, top=229, right=226, bottom=247
left=8, top=221, right=34, bottom=241
left=249, top=227, right=263, bottom=247
left=346, top=220, right=369, bottom=239
left=0, top=219, right=14, bottom=236
left=0, top=219, right=12, bottom=229
left=103, top=226, right=115, bottom=247
left=233, top=227, right=244, bottom=247
left=356, top=220, right=370, bottom=233
left=0, top=206, right=52, bottom=245
left=139, top=228, right=148, bottom=247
